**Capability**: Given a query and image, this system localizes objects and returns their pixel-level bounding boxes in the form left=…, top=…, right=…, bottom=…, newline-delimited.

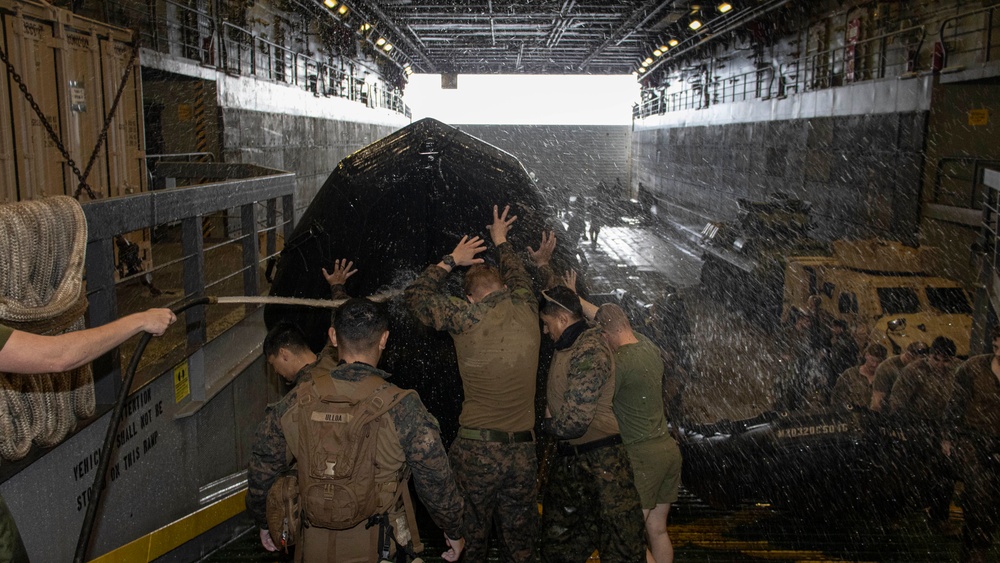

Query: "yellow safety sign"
left=174, top=361, right=191, bottom=403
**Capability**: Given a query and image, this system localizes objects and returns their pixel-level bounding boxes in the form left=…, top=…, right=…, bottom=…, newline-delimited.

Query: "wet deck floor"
left=201, top=218, right=996, bottom=562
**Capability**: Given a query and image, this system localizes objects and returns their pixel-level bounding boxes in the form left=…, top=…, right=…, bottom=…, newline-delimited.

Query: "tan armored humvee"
left=783, top=240, right=972, bottom=357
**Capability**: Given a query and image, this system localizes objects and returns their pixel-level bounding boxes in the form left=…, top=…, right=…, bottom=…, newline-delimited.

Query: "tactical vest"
left=547, top=327, right=620, bottom=445
left=279, top=374, right=411, bottom=530
left=451, top=295, right=540, bottom=432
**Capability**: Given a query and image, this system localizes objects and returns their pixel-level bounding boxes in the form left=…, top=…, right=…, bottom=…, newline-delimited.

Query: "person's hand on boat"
left=487, top=204, right=517, bottom=246
left=322, top=258, right=358, bottom=286
left=528, top=231, right=556, bottom=267
left=449, top=235, right=487, bottom=267
left=562, top=269, right=578, bottom=293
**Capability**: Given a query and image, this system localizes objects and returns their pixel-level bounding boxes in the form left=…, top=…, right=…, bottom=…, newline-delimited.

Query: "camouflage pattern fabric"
left=403, top=242, right=538, bottom=334
left=545, top=323, right=617, bottom=442
left=889, top=357, right=958, bottom=422
left=449, top=439, right=538, bottom=562
left=247, top=363, right=465, bottom=541
left=540, top=443, right=645, bottom=563
left=0, top=495, right=28, bottom=563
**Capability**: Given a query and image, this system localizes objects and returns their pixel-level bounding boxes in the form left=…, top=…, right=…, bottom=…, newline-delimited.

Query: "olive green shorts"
left=626, top=437, right=683, bottom=509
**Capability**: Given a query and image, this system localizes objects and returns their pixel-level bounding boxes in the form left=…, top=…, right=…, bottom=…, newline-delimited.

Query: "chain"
left=75, top=34, right=141, bottom=200
left=0, top=31, right=140, bottom=201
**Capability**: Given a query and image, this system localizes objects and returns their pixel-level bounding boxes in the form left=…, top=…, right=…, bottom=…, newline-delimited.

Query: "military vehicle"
left=698, top=193, right=827, bottom=326
left=783, top=239, right=972, bottom=356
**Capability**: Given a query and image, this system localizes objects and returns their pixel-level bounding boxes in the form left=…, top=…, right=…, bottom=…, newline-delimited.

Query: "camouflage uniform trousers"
left=540, top=443, right=645, bottom=563
left=449, top=438, right=538, bottom=562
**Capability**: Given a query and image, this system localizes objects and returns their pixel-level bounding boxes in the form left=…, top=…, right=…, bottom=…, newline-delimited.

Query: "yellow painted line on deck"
left=89, top=489, right=246, bottom=563
left=668, top=506, right=871, bottom=563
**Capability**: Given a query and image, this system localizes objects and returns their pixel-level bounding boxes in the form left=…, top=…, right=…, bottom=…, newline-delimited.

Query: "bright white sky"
left=403, top=74, right=640, bottom=125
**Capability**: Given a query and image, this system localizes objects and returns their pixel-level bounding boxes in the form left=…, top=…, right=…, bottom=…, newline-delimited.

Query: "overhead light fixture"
left=382, top=43, right=393, bottom=52
left=669, top=39, right=679, bottom=47
left=718, top=2, right=733, bottom=13
left=337, top=4, right=348, bottom=15
left=376, top=37, right=387, bottom=46
left=638, top=67, right=647, bottom=73
left=641, top=60, right=650, bottom=67
left=659, top=45, right=669, bottom=51
left=688, top=19, right=703, bottom=30
left=359, top=22, right=372, bottom=32
left=323, top=0, right=337, bottom=8
left=653, top=49, right=663, bottom=57
left=644, top=57, right=653, bottom=65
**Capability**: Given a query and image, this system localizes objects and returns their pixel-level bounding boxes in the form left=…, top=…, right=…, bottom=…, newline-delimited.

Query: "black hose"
left=74, top=297, right=213, bottom=563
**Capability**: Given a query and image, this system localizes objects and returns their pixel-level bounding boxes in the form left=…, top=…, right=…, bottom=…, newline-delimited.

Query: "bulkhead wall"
left=454, top=124, right=632, bottom=204
left=632, top=76, right=932, bottom=245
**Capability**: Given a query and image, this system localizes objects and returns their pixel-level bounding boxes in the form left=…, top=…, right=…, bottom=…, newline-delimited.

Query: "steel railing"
left=104, top=0, right=410, bottom=117
left=940, top=3, right=1000, bottom=69
left=635, top=23, right=925, bottom=118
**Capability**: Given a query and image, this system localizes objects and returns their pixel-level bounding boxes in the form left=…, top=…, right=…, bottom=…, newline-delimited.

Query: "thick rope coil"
left=0, top=196, right=92, bottom=461
left=0, top=375, right=32, bottom=461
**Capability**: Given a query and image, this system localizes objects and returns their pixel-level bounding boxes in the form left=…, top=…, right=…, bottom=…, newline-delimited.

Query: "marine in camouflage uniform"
left=890, top=337, right=960, bottom=530
left=945, top=333, right=1000, bottom=563
left=829, top=344, right=884, bottom=409
left=404, top=205, right=541, bottom=562
left=871, top=341, right=928, bottom=412
left=247, top=310, right=466, bottom=561
left=535, top=283, right=645, bottom=563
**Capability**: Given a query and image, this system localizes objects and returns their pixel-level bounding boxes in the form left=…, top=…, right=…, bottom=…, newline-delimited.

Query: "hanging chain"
left=75, top=33, right=141, bottom=199
left=0, top=31, right=141, bottom=200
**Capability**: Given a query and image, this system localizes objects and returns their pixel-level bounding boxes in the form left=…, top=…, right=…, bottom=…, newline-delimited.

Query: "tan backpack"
left=292, top=374, right=412, bottom=530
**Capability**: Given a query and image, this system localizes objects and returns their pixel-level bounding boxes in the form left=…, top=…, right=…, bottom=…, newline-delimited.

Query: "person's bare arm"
left=563, top=270, right=598, bottom=320
left=0, top=308, right=176, bottom=374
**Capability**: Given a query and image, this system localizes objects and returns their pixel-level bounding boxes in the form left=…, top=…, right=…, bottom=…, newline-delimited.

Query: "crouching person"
left=247, top=298, right=466, bottom=562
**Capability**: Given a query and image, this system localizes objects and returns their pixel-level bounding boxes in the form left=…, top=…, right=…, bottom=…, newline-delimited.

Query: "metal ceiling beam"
left=642, top=0, right=793, bottom=79
left=577, top=0, right=673, bottom=72
left=349, top=0, right=438, bottom=72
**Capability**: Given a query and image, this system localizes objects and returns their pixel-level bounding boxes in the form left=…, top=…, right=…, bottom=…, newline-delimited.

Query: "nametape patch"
left=311, top=412, right=352, bottom=423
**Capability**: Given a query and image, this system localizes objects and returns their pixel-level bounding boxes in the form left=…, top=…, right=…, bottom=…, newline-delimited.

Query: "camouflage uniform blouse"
left=246, top=362, right=465, bottom=539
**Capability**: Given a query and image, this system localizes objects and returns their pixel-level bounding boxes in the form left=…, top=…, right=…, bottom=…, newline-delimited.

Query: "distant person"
left=566, top=196, right=586, bottom=244
left=890, top=336, right=961, bottom=536
left=944, top=328, right=1000, bottom=563
left=829, top=343, right=885, bottom=409
left=404, top=205, right=540, bottom=562
left=0, top=307, right=177, bottom=562
left=827, top=319, right=859, bottom=386
left=777, top=308, right=829, bottom=411
left=247, top=298, right=466, bottom=562
left=529, top=239, right=645, bottom=562
left=870, top=340, right=927, bottom=412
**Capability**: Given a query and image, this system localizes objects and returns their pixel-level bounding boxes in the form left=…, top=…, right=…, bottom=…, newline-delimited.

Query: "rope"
left=0, top=197, right=92, bottom=461
left=212, top=290, right=401, bottom=308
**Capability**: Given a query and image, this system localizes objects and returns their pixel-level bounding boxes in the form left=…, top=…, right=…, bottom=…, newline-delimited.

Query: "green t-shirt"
left=0, top=324, right=11, bottom=352
left=612, top=332, right=668, bottom=445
